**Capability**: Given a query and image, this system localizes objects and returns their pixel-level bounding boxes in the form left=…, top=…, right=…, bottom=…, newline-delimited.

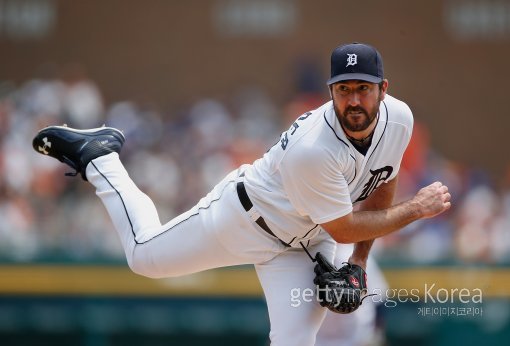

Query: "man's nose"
left=348, top=92, right=360, bottom=106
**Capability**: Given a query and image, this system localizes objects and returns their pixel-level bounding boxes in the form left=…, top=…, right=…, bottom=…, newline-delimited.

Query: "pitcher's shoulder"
left=383, top=94, right=413, bottom=127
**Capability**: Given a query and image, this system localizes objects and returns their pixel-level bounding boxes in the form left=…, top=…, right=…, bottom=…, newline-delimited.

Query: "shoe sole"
left=38, top=125, right=126, bottom=143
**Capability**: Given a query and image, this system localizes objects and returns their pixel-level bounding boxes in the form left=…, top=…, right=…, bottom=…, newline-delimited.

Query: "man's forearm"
left=349, top=177, right=398, bottom=267
left=329, top=198, right=422, bottom=243
left=323, top=181, right=450, bottom=244
left=350, top=239, right=374, bottom=269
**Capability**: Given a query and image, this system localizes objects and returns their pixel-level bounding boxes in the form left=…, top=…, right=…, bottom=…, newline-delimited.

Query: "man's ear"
left=380, top=79, right=389, bottom=100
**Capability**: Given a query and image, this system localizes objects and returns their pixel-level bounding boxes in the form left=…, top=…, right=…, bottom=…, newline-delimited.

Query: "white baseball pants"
left=86, top=153, right=336, bottom=346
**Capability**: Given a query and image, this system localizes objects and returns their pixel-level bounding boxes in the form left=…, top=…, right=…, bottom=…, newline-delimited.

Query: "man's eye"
left=359, top=85, right=369, bottom=91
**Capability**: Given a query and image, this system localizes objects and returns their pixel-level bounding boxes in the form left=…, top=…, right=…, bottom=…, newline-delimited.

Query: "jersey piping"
left=91, top=161, right=234, bottom=245
left=323, top=111, right=358, bottom=185
left=365, top=100, right=389, bottom=165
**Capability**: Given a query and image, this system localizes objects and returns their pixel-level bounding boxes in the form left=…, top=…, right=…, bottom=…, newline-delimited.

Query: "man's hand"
left=412, top=181, right=451, bottom=219
left=313, top=253, right=368, bottom=314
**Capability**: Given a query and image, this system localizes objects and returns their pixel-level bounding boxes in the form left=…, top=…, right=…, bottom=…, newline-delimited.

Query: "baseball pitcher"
left=32, top=42, right=451, bottom=345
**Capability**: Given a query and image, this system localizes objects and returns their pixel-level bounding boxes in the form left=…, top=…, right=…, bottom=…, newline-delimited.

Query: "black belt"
left=236, top=182, right=290, bottom=247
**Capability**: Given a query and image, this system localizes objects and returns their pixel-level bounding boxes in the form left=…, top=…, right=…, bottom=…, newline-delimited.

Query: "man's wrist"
left=348, top=256, right=367, bottom=270
left=403, top=198, right=424, bottom=221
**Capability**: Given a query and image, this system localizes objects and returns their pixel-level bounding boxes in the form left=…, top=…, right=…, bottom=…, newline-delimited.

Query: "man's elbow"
left=333, top=234, right=354, bottom=244
left=321, top=214, right=358, bottom=243
left=321, top=224, right=356, bottom=244
left=331, top=231, right=358, bottom=244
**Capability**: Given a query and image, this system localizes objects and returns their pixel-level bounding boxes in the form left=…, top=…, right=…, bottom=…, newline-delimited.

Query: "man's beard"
left=335, top=101, right=380, bottom=132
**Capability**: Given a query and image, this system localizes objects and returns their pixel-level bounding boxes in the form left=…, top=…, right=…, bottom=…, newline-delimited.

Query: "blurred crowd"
left=0, top=64, right=509, bottom=265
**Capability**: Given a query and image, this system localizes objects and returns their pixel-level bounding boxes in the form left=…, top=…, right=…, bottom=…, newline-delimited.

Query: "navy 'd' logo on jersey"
left=355, top=166, right=393, bottom=202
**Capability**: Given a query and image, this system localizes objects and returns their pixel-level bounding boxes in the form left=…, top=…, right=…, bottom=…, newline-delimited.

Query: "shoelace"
left=300, top=243, right=378, bottom=302
left=336, top=262, right=353, bottom=274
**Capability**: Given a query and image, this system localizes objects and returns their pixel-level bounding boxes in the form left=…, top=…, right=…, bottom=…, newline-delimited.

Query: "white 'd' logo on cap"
left=346, top=54, right=357, bottom=67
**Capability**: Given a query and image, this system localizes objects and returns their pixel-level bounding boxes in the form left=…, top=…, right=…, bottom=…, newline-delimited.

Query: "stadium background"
left=1, top=0, right=509, bottom=345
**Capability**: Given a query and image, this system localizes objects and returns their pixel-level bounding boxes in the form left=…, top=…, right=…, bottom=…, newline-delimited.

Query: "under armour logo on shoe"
left=346, top=53, right=357, bottom=67
left=38, top=137, right=52, bottom=155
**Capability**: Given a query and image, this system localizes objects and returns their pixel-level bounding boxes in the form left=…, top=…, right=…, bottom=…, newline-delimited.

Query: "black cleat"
left=32, top=125, right=125, bottom=181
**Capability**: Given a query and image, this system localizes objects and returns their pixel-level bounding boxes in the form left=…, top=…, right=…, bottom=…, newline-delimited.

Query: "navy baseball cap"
left=327, top=42, right=384, bottom=85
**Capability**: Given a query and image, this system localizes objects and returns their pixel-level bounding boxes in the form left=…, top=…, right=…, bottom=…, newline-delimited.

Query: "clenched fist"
left=412, top=181, right=451, bottom=219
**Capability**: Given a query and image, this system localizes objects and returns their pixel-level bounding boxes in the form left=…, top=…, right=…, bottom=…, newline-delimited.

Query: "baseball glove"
left=313, top=252, right=369, bottom=314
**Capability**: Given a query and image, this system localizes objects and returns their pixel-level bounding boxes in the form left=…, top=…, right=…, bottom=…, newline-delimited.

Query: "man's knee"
left=126, top=248, right=167, bottom=279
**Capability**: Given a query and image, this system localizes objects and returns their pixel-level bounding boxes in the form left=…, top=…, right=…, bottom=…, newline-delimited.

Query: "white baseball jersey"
left=244, top=94, right=413, bottom=246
